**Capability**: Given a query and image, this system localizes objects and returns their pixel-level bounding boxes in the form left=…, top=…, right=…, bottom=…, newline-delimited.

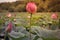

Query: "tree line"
left=0, top=0, right=60, bottom=12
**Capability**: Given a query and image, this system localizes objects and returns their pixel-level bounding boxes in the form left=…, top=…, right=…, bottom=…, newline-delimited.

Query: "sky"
left=0, top=0, right=17, bottom=3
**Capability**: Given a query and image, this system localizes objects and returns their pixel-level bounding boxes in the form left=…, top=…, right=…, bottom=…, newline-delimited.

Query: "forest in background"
left=0, top=0, right=60, bottom=12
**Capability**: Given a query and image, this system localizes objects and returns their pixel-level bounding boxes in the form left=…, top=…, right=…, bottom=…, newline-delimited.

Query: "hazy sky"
left=0, top=0, right=17, bottom=3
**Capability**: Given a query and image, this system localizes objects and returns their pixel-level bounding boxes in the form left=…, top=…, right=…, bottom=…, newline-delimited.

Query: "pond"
left=0, top=12, right=60, bottom=40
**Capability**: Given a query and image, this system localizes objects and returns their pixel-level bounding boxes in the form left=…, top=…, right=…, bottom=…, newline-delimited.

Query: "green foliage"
left=10, top=13, right=59, bottom=30
left=0, top=13, right=60, bottom=40
left=0, top=13, right=59, bottom=30
left=0, top=19, right=4, bottom=25
left=33, top=35, right=40, bottom=40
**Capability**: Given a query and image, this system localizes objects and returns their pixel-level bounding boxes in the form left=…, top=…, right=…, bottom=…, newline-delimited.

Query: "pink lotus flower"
left=27, top=16, right=30, bottom=18
left=51, top=13, right=58, bottom=19
left=6, top=22, right=12, bottom=32
left=14, top=19, right=16, bottom=22
left=26, top=2, right=37, bottom=13
left=7, top=13, right=12, bottom=18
